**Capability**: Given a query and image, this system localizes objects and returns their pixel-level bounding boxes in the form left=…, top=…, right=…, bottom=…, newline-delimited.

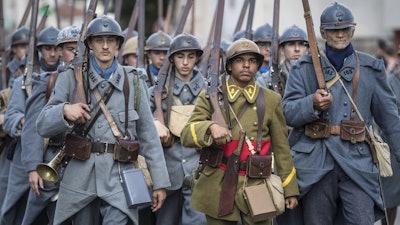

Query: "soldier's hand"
left=64, top=103, right=91, bottom=124
left=313, top=89, right=333, bottom=111
left=154, top=120, right=174, bottom=146
left=29, top=171, right=44, bottom=196
left=209, top=123, right=232, bottom=145
left=151, top=188, right=166, bottom=212
left=0, top=114, right=4, bottom=125
left=285, top=196, right=298, bottom=210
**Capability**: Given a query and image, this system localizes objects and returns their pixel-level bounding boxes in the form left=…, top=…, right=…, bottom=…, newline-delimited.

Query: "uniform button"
left=100, top=84, right=105, bottom=88
left=253, top=106, right=257, bottom=110
left=182, top=159, right=186, bottom=163
left=183, top=88, right=188, bottom=92
left=344, top=101, right=348, bottom=106
left=96, top=138, right=101, bottom=142
left=326, top=112, right=329, bottom=116
left=343, top=113, right=348, bottom=117
left=97, top=124, right=102, bottom=128
left=250, top=137, right=255, bottom=141
left=253, top=122, right=257, bottom=126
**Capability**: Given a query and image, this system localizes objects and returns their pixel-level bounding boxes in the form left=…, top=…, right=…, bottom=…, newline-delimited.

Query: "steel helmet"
left=279, top=25, right=308, bottom=46
left=145, top=31, right=171, bottom=51
left=320, top=2, right=356, bottom=30
left=37, top=26, right=60, bottom=47
left=232, top=30, right=253, bottom=42
left=168, top=33, right=203, bottom=62
left=56, top=25, right=81, bottom=47
left=122, top=37, right=138, bottom=57
left=253, top=23, right=273, bottom=43
left=11, top=27, right=29, bottom=46
left=85, top=15, right=125, bottom=48
left=122, top=28, right=138, bottom=38
left=225, top=38, right=264, bottom=72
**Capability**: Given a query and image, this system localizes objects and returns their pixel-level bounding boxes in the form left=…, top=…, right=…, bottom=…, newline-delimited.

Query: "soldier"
left=1, top=25, right=60, bottom=225
left=36, top=16, right=170, bottom=224
left=231, top=30, right=253, bottom=42
left=149, top=33, right=206, bottom=225
left=145, top=31, right=172, bottom=86
left=282, top=2, right=400, bottom=224
left=6, top=27, right=29, bottom=88
left=180, top=38, right=299, bottom=225
left=122, top=36, right=138, bottom=67
left=20, top=25, right=81, bottom=225
left=253, top=23, right=273, bottom=77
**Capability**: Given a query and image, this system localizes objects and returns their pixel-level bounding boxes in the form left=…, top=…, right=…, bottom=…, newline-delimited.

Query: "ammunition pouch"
left=113, top=139, right=140, bottom=162
left=304, top=118, right=330, bottom=139
left=64, top=133, right=92, bottom=161
left=340, top=120, right=366, bottom=144
left=246, top=155, right=272, bottom=179
left=199, top=145, right=224, bottom=168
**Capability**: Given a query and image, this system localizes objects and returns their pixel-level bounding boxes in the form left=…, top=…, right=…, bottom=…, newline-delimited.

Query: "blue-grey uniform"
left=381, top=72, right=400, bottom=209
left=148, top=69, right=206, bottom=225
left=6, top=57, right=25, bottom=88
left=36, top=61, right=171, bottom=225
left=282, top=51, right=400, bottom=223
left=1, top=75, right=27, bottom=225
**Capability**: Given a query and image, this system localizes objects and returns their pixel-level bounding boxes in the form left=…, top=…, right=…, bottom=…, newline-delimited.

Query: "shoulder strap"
left=46, top=71, right=59, bottom=102
left=256, top=87, right=265, bottom=152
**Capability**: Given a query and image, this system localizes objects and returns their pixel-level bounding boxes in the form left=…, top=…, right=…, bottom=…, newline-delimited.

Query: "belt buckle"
left=104, top=143, right=108, bottom=153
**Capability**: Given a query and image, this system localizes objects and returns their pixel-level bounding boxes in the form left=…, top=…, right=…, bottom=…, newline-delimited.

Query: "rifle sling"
left=165, top=68, right=175, bottom=126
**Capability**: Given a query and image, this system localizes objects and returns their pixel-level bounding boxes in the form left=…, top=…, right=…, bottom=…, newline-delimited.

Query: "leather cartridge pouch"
left=340, top=120, right=366, bottom=144
left=199, top=145, right=224, bottom=168
left=304, top=118, right=330, bottom=139
left=64, top=133, right=92, bottom=160
left=114, top=139, right=140, bottom=162
left=246, top=155, right=272, bottom=179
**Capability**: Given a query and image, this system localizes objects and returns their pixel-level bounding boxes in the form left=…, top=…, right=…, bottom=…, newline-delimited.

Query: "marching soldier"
left=253, top=23, right=273, bottom=78
left=36, top=16, right=170, bottom=224
left=145, top=31, right=172, bottom=87
left=149, top=33, right=206, bottom=225
left=6, top=27, right=29, bottom=88
left=122, top=36, right=138, bottom=67
left=1, top=26, right=60, bottom=225
left=180, top=38, right=299, bottom=225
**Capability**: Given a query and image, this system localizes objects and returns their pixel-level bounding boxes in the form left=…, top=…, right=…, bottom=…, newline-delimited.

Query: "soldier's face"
left=227, top=53, right=259, bottom=88
left=12, top=44, right=27, bottom=61
left=88, top=36, right=119, bottom=66
left=255, top=42, right=271, bottom=66
left=321, top=27, right=355, bottom=51
left=147, top=50, right=167, bottom=69
left=281, top=41, right=309, bottom=62
left=172, top=50, right=198, bottom=79
left=39, top=45, right=60, bottom=68
left=59, top=42, right=77, bottom=64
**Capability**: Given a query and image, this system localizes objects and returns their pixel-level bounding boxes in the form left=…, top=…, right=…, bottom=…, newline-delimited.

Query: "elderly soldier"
left=180, top=38, right=299, bottom=225
left=122, top=36, right=138, bottom=67
left=282, top=2, right=400, bottom=224
left=6, top=27, right=29, bottom=88
left=149, top=33, right=206, bottom=225
left=36, top=16, right=170, bottom=224
left=145, top=31, right=172, bottom=87
left=19, top=25, right=81, bottom=225
left=1, top=25, right=60, bottom=225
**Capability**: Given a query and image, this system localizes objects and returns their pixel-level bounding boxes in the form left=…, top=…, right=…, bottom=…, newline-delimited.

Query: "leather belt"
left=222, top=157, right=247, bottom=171
left=329, top=126, right=340, bottom=135
left=91, top=142, right=115, bottom=154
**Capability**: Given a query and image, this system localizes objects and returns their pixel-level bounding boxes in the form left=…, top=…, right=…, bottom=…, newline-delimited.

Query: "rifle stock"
left=22, top=0, right=39, bottom=97
left=302, top=0, right=326, bottom=90
left=71, top=0, right=98, bottom=104
left=153, top=0, right=194, bottom=125
left=206, top=0, right=227, bottom=128
left=268, top=0, right=284, bottom=96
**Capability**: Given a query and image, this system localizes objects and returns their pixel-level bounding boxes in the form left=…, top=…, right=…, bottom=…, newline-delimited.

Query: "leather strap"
left=46, top=72, right=59, bottom=102
left=350, top=53, right=360, bottom=120
left=85, top=86, right=114, bottom=136
left=165, top=68, right=175, bottom=127
left=256, top=88, right=265, bottom=152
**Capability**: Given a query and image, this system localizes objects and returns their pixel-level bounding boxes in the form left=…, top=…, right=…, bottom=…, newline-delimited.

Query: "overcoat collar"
left=226, top=77, right=259, bottom=103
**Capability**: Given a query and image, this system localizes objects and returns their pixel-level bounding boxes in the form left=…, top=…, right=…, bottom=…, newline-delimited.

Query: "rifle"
left=152, top=0, right=194, bottom=125
left=117, top=0, right=139, bottom=64
left=103, top=0, right=110, bottom=15
left=22, top=0, right=39, bottom=97
left=233, top=0, right=249, bottom=35
left=70, top=0, right=76, bottom=25
left=199, top=5, right=217, bottom=77
left=114, top=0, right=122, bottom=22
left=268, top=0, right=284, bottom=96
left=137, top=0, right=145, bottom=68
left=36, top=5, right=50, bottom=36
left=54, top=0, right=61, bottom=29
left=157, top=0, right=164, bottom=31
left=164, top=0, right=174, bottom=33
left=0, top=0, right=6, bottom=89
left=71, top=0, right=98, bottom=104
left=244, top=0, right=255, bottom=40
left=18, top=0, right=32, bottom=28
left=206, top=0, right=227, bottom=128
left=301, top=0, right=326, bottom=90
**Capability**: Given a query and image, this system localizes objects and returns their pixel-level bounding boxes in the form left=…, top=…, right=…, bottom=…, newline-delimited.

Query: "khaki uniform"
left=180, top=77, right=299, bottom=222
